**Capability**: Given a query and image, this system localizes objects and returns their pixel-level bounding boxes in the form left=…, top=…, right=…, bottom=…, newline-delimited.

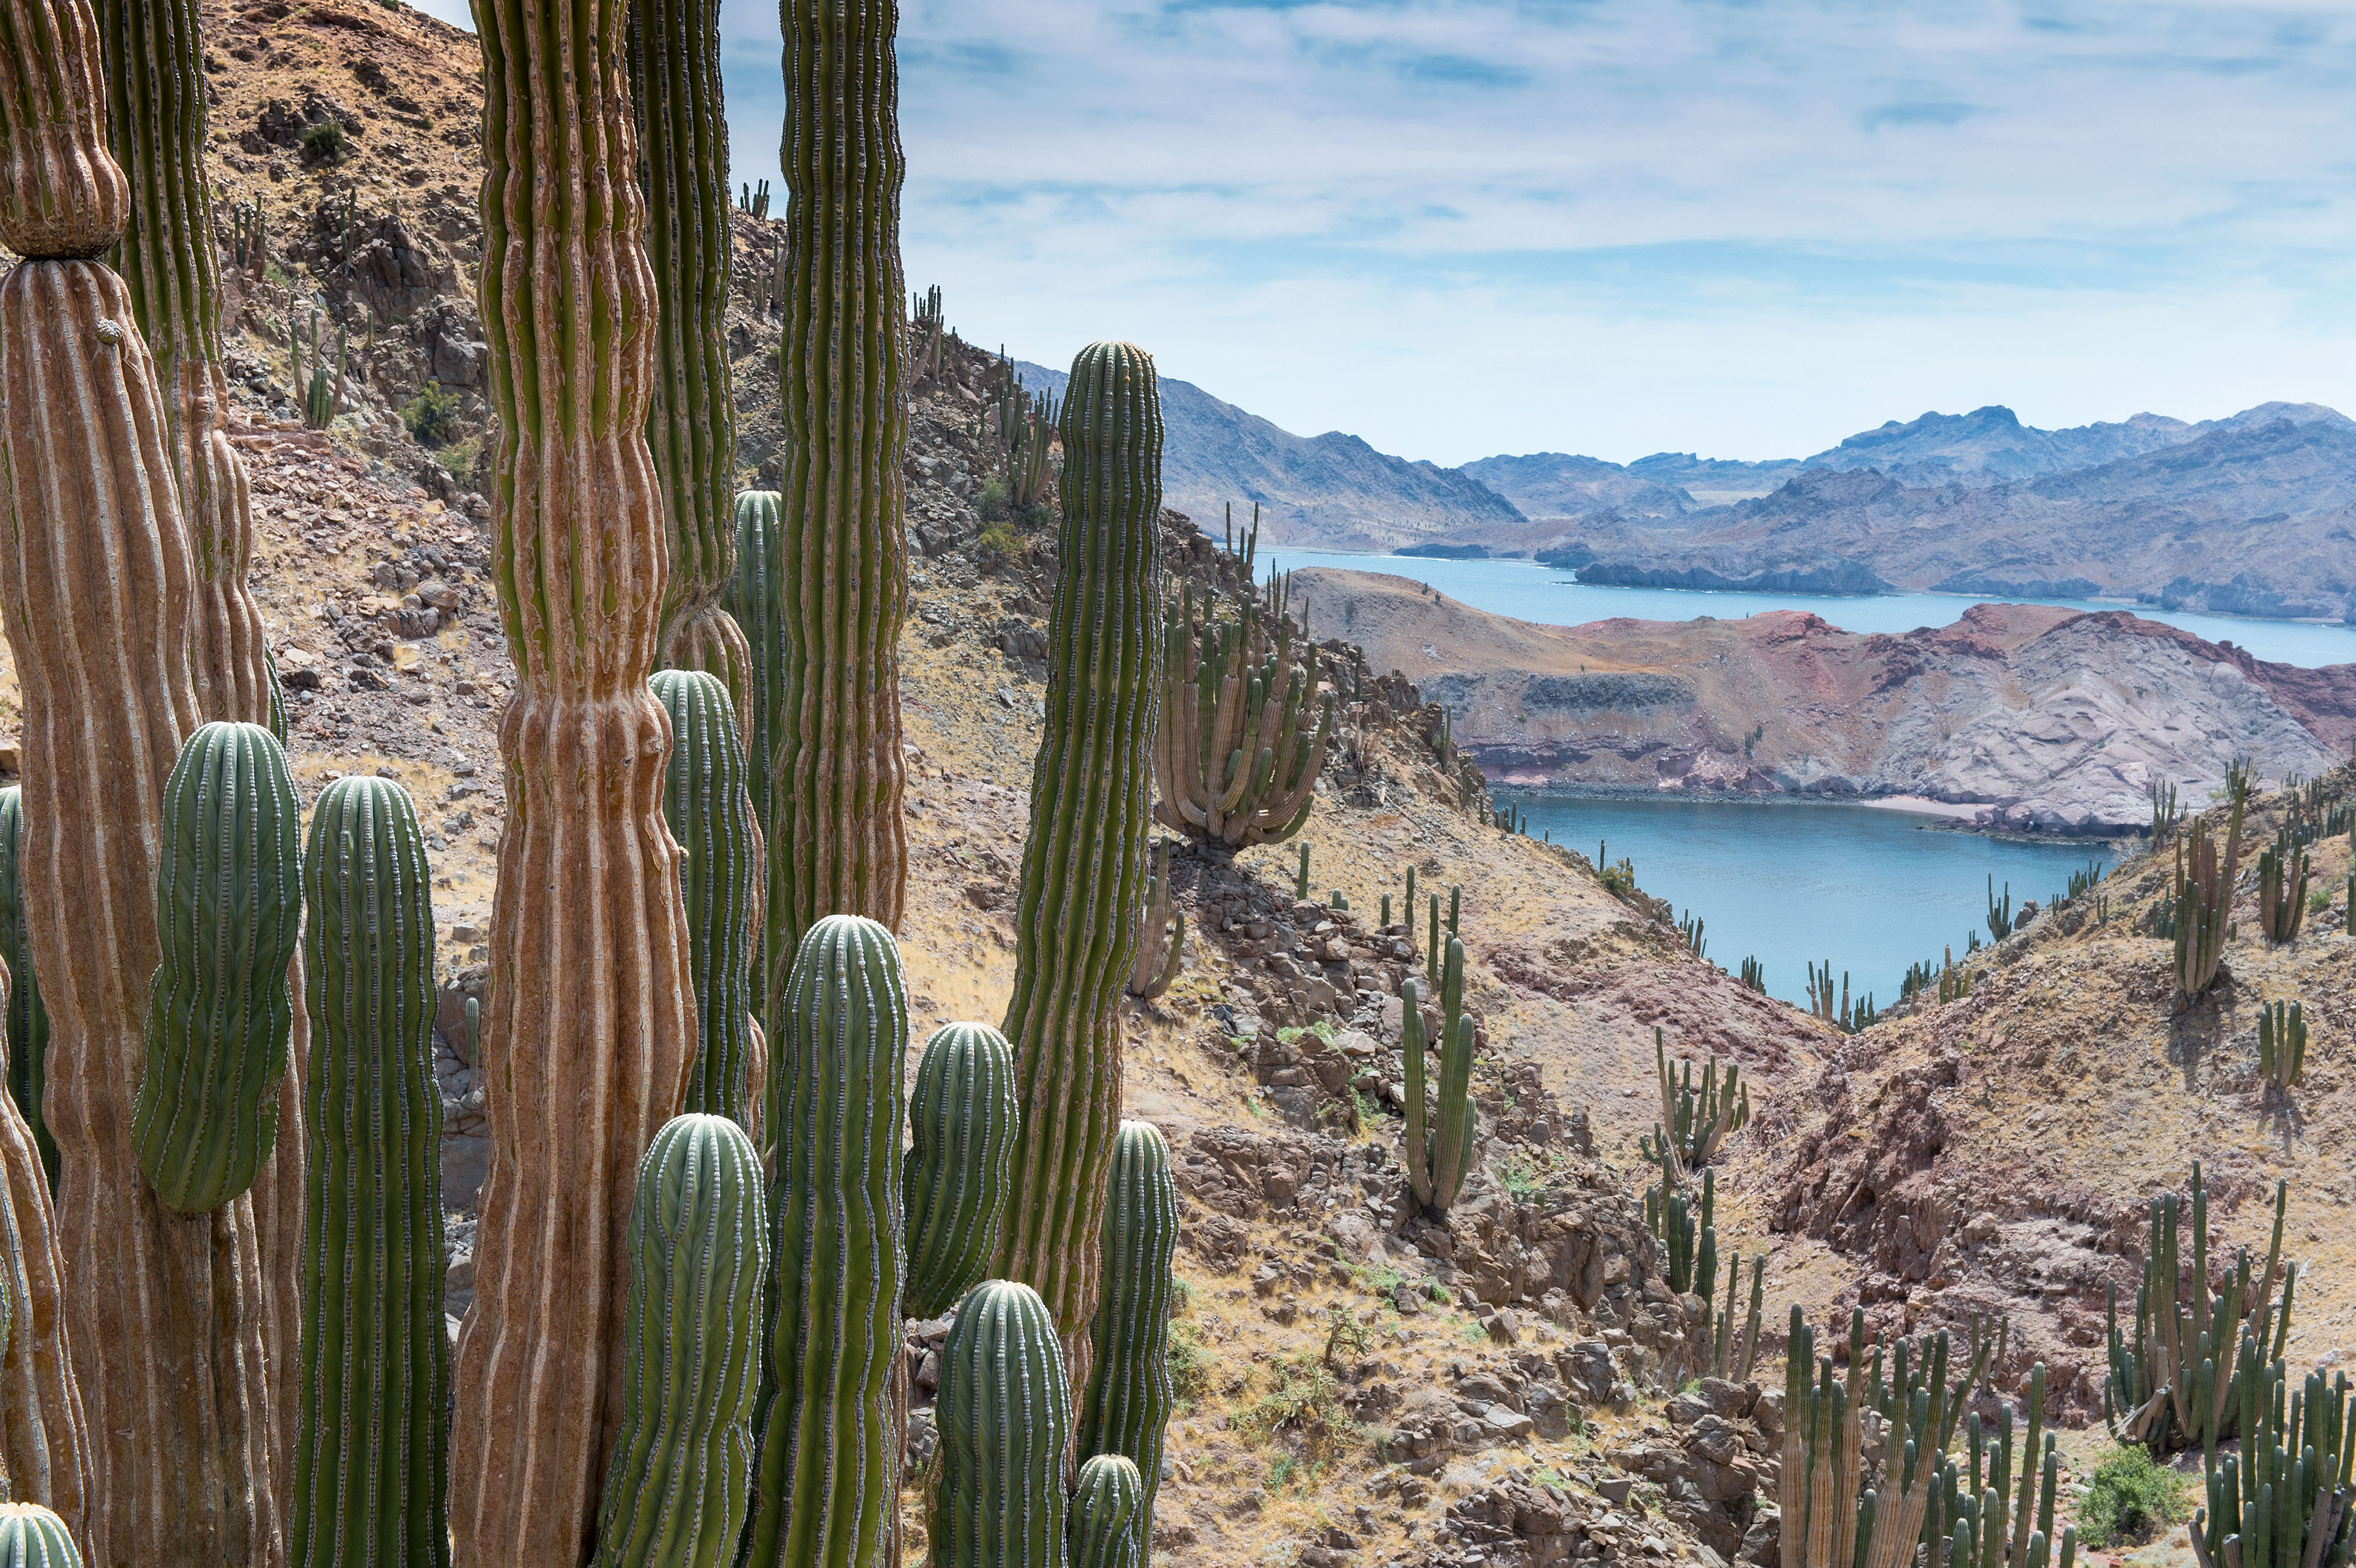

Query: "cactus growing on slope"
left=1070, top=1455, right=1144, bottom=1568
left=932, top=1279, right=1073, bottom=1568
left=1641, top=1031, right=1749, bottom=1181
left=651, top=669, right=762, bottom=1122
left=743, top=914, right=907, bottom=1567
left=450, top=0, right=700, bottom=1558
left=0, top=790, right=54, bottom=1188
left=994, top=342, right=1165, bottom=1371
left=1126, top=840, right=1183, bottom=1001
left=2186, top=1359, right=2355, bottom=1568
left=904, top=1022, right=1019, bottom=1320
left=1404, top=934, right=1476, bottom=1216
left=590, top=1114, right=768, bottom=1568
left=2175, top=788, right=2247, bottom=997
left=291, top=776, right=448, bottom=1568
left=1078, top=1122, right=1178, bottom=1563
left=2257, top=834, right=2311, bottom=945
left=2258, top=1000, right=2306, bottom=1090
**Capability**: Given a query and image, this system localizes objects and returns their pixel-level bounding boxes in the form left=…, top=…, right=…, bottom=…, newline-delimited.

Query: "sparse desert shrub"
left=300, top=120, right=345, bottom=164
left=401, top=382, right=458, bottom=448
left=976, top=518, right=1020, bottom=561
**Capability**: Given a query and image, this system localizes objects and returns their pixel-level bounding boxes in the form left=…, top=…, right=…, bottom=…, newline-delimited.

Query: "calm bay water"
left=1261, top=547, right=2356, bottom=670
left=1509, top=793, right=2115, bottom=1011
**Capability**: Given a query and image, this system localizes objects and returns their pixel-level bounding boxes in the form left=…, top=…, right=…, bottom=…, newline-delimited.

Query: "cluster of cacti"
left=1126, top=840, right=1184, bottom=1001
left=904, top=1022, right=1020, bottom=1320
left=1988, top=876, right=2015, bottom=940
left=2105, top=1164, right=2293, bottom=1455
left=994, top=342, right=1164, bottom=1371
left=0, top=790, right=55, bottom=1188
left=2257, top=831, right=2311, bottom=944
left=1647, top=1165, right=1715, bottom=1298
left=1641, top=1032, right=1749, bottom=1177
left=1425, top=883, right=1461, bottom=982
left=1404, top=933, right=1476, bottom=1216
left=1491, top=802, right=1528, bottom=835
left=2187, top=1360, right=2355, bottom=1568
left=1738, top=955, right=1766, bottom=993
left=739, top=177, right=770, bottom=217
left=2175, top=785, right=2247, bottom=997
left=1678, top=910, right=1705, bottom=959
left=291, top=307, right=346, bottom=428
left=229, top=198, right=266, bottom=272
left=987, top=359, right=1060, bottom=510
left=1151, top=512, right=1333, bottom=849
left=1699, top=1249, right=1764, bottom=1382
left=2151, top=780, right=2184, bottom=842
left=652, top=671, right=762, bottom=1122
left=292, top=776, right=448, bottom=1567
left=1805, top=961, right=1876, bottom=1031
left=2258, top=1000, right=2307, bottom=1090
left=1078, top=1123, right=1179, bottom=1561
left=911, top=285, right=949, bottom=385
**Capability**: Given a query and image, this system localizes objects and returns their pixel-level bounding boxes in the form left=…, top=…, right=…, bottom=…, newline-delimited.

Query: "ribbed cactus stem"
left=1126, top=840, right=1183, bottom=1001
left=1294, top=843, right=1310, bottom=900
left=0, top=957, right=86, bottom=1527
left=1406, top=935, right=1476, bottom=1215
left=590, top=1114, right=767, bottom=1568
left=724, top=487, right=783, bottom=1010
left=652, top=670, right=762, bottom=1123
left=451, top=0, right=699, bottom=1556
left=292, top=776, right=448, bottom=1568
left=932, top=1279, right=1073, bottom=1568
left=744, top=915, right=906, bottom=1567
left=0, top=789, right=55, bottom=1188
left=132, top=721, right=302, bottom=1213
left=2257, top=1001, right=2306, bottom=1090
left=0, top=1503, right=82, bottom=1565
left=903, top=1022, right=1019, bottom=1321
left=995, top=342, right=1164, bottom=1369
left=1079, top=1122, right=1177, bottom=1564
left=1071, top=1455, right=1143, bottom=1568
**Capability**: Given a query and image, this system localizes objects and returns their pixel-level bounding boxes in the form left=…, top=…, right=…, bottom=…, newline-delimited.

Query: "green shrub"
left=977, top=474, right=1012, bottom=521
left=1166, top=1319, right=1208, bottom=1408
left=301, top=120, right=346, bottom=163
left=977, top=518, right=1020, bottom=561
left=401, top=383, right=458, bottom=448
left=2078, top=1444, right=2188, bottom=1547
left=1599, top=859, right=1635, bottom=898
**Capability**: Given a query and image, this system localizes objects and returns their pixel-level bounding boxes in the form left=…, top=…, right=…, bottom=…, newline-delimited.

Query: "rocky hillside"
left=1294, top=565, right=2356, bottom=832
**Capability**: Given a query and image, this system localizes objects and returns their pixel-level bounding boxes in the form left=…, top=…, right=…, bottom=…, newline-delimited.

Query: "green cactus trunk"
left=652, top=670, right=762, bottom=1124
left=626, top=0, right=752, bottom=705
left=291, top=776, right=448, bottom=1568
left=724, top=488, right=783, bottom=1015
left=903, top=1021, right=1018, bottom=1320
left=132, top=721, right=301, bottom=1213
left=1070, top=1455, right=1143, bottom=1568
left=0, top=790, right=54, bottom=1190
left=592, top=1114, right=768, bottom=1568
left=743, top=914, right=906, bottom=1567
left=932, top=1279, right=1073, bottom=1568
left=0, top=1503, right=80, bottom=1565
left=1078, top=1122, right=1177, bottom=1563
left=1404, top=935, right=1476, bottom=1215
left=995, top=342, right=1164, bottom=1368
left=762, top=0, right=910, bottom=978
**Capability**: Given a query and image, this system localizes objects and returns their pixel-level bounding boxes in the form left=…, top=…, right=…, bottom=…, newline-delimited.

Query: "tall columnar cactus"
left=724, top=488, right=784, bottom=1008
left=933, top=1279, right=1073, bottom=1568
left=995, top=342, right=1164, bottom=1371
left=132, top=721, right=302, bottom=1213
left=1070, top=1455, right=1143, bottom=1568
left=1125, top=840, right=1183, bottom=1001
left=2257, top=834, right=2311, bottom=945
left=0, top=1504, right=81, bottom=1566
left=590, top=1114, right=768, bottom=1568
left=2187, top=1359, right=2355, bottom=1568
left=1404, top=934, right=1476, bottom=1215
left=1641, top=1031, right=1749, bottom=1181
left=904, top=1021, right=1019, bottom=1320
left=0, top=962, right=86, bottom=1527
left=2258, top=1000, right=2306, bottom=1090
left=2175, top=790, right=2246, bottom=997
left=651, top=669, right=762, bottom=1122
left=626, top=0, right=752, bottom=704
left=0, top=6, right=289, bottom=1550
left=1079, top=1122, right=1177, bottom=1564
left=744, top=914, right=906, bottom=1567
left=451, top=0, right=700, bottom=1558
left=761, top=0, right=910, bottom=977
left=0, top=789, right=55, bottom=1188
left=291, top=776, right=447, bottom=1568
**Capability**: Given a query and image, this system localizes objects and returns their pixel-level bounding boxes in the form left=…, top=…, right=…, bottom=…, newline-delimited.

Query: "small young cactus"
left=1294, top=844, right=1310, bottom=900
left=651, top=669, right=762, bottom=1123
left=932, top=1279, right=1073, bottom=1568
left=1078, top=1123, right=1177, bottom=1562
left=904, top=1022, right=1020, bottom=1320
left=132, top=720, right=302, bottom=1213
left=0, top=789, right=54, bottom=1188
left=590, top=1114, right=768, bottom=1568
left=0, top=1503, right=80, bottom=1565
left=1070, top=1455, right=1143, bottom=1568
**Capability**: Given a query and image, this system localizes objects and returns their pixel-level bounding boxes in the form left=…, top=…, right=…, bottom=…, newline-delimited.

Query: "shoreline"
left=1486, top=780, right=2145, bottom=845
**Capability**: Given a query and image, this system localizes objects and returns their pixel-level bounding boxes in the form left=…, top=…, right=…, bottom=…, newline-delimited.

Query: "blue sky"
left=410, top=0, right=2356, bottom=467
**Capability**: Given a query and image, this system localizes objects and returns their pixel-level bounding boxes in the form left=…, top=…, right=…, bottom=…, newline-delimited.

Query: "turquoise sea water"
left=1260, top=547, right=2356, bottom=670
left=1505, top=793, right=2117, bottom=1012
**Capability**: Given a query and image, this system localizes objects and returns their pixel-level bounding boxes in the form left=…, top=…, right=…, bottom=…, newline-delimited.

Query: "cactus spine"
left=932, top=1279, right=1073, bottom=1568
left=743, top=915, right=906, bottom=1567
left=0, top=1504, right=81, bottom=1566
left=903, top=1022, right=1019, bottom=1320
left=628, top=0, right=753, bottom=706
left=652, top=669, right=762, bottom=1122
left=292, top=776, right=448, bottom=1568
left=590, top=1114, right=768, bottom=1568
left=1078, top=1122, right=1177, bottom=1563
left=1126, top=840, right=1183, bottom=1001
left=2258, top=1000, right=2306, bottom=1090
left=450, top=0, right=700, bottom=1556
left=1070, top=1455, right=1144, bottom=1568
left=0, top=0, right=277, bottom=1552
left=132, top=721, right=302, bottom=1212
left=0, top=790, right=54, bottom=1188
left=1404, top=933, right=1476, bottom=1215
left=760, top=0, right=911, bottom=982
left=995, top=342, right=1164, bottom=1370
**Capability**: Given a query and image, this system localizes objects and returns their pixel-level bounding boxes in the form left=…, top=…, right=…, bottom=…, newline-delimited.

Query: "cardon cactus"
left=759, top=0, right=911, bottom=982
left=1125, top=840, right=1183, bottom=1001
left=743, top=914, right=906, bottom=1567
left=1070, top=1455, right=1143, bottom=1568
left=995, top=342, right=1164, bottom=1375
left=591, top=1114, right=768, bottom=1568
left=132, top=720, right=301, bottom=1212
left=292, top=776, right=448, bottom=1568
left=932, top=1279, right=1073, bottom=1568
left=450, top=0, right=700, bottom=1557
left=2257, top=834, right=2311, bottom=946
left=0, top=0, right=274, bottom=1552
left=1404, top=934, right=1475, bottom=1215
left=904, top=1021, right=1019, bottom=1320
left=0, top=1504, right=80, bottom=1566
left=2258, top=999, right=2306, bottom=1090
left=2188, top=1359, right=2355, bottom=1568
left=1078, top=1122, right=1177, bottom=1562
left=723, top=487, right=783, bottom=1008
left=0, top=957, right=87, bottom=1526
left=651, top=669, right=762, bottom=1122
left=2174, top=789, right=2246, bottom=997
left=0, top=789, right=55, bottom=1188
left=1641, top=1031, right=1749, bottom=1181
left=626, top=0, right=753, bottom=703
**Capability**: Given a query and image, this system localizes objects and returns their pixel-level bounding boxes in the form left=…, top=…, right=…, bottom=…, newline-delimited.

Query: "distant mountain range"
left=1007, top=356, right=2356, bottom=617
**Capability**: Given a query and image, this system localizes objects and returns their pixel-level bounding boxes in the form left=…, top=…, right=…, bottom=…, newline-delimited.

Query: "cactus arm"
left=902, top=1022, right=1018, bottom=1321
left=1402, top=978, right=1431, bottom=1208
left=652, top=670, right=761, bottom=1123
left=931, top=1280, right=1073, bottom=1568
left=1071, top=1454, right=1144, bottom=1568
left=1077, top=1123, right=1177, bottom=1561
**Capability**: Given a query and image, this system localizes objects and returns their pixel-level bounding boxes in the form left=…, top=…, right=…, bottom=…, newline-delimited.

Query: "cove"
left=1507, top=793, right=2115, bottom=1013
left=1262, top=547, right=2356, bottom=671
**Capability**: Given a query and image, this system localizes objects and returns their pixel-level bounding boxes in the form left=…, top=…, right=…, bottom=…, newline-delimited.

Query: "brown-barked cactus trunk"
left=0, top=1, right=285, bottom=1561
left=450, top=0, right=699, bottom=1561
